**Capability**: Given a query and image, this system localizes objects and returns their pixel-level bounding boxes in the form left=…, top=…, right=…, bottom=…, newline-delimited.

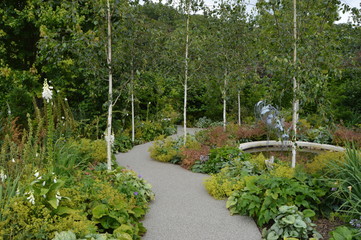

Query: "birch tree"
left=169, top=0, right=204, bottom=144
left=204, top=0, right=249, bottom=130
left=256, top=0, right=342, bottom=167
left=106, top=0, right=113, bottom=170
left=291, top=0, right=298, bottom=168
left=183, top=0, right=190, bottom=143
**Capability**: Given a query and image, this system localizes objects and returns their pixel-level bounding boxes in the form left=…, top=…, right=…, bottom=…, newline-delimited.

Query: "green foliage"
left=194, top=117, right=213, bottom=128
left=262, top=205, right=321, bottom=240
left=226, top=176, right=327, bottom=227
left=135, top=121, right=176, bottom=143
left=52, top=231, right=77, bottom=240
left=26, top=170, right=65, bottom=210
left=113, top=133, right=133, bottom=153
left=249, top=153, right=267, bottom=172
left=305, top=151, right=345, bottom=176
left=149, top=135, right=178, bottom=163
left=303, top=127, right=333, bottom=144
left=0, top=166, right=153, bottom=239
left=0, top=172, right=21, bottom=222
left=269, top=163, right=296, bottom=179
left=329, top=225, right=361, bottom=240
left=111, top=168, right=155, bottom=204
left=203, top=159, right=254, bottom=199
left=331, top=148, right=361, bottom=218
left=74, top=138, right=108, bottom=164
left=53, top=139, right=90, bottom=177
left=193, top=146, right=244, bottom=174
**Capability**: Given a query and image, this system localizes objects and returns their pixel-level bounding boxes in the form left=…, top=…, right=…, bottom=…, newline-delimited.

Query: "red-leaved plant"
left=332, top=126, right=361, bottom=147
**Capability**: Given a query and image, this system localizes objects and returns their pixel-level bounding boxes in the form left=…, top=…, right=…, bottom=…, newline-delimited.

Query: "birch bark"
left=106, top=0, right=113, bottom=171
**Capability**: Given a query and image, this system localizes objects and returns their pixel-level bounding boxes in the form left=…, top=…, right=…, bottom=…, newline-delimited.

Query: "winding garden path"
left=116, top=127, right=261, bottom=240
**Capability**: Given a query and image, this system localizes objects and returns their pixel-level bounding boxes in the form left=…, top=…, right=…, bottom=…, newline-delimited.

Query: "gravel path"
left=116, top=127, right=261, bottom=240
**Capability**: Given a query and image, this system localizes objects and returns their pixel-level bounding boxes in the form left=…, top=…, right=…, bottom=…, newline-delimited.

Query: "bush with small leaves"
left=305, top=151, right=345, bottom=176
left=149, top=135, right=178, bottom=163
left=203, top=161, right=254, bottom=199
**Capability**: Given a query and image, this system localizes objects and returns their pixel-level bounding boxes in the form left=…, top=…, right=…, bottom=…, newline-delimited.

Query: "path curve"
left=116, top=127, right=261, bottom=240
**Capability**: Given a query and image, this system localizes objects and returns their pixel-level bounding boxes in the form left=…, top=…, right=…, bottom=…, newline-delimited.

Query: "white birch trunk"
left=131, top=68, right=135, bottom=143
left=183, top=8, right=190, bottom=145
left=291, top=0, right=298, bottom=168
left=223, top=71, right=227, bottom=131
left=238, top=90, right=241, bottom=126
left=106, top=0, right=113, bottom=171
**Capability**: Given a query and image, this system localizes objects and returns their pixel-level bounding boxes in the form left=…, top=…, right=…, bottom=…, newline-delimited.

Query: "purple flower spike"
left=134, top=192, right=139, bottom=195
left=138, top=175, right=142, bottom=178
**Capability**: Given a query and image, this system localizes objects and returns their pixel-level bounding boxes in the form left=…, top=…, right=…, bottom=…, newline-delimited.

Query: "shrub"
left=269, top=163, right=296, bottom=178
left=305, top=151, right=345, bottom=176
left=204, top=173, right=234, bottom=200
left=249, top=153, right=267, bottom=172
left=135, top=120, right=176, bottom=143
left=113, top=133, right=133, bottom=153
left=226, top=176, right=328, bottom=227
left=73, top=138, right=107, bottom=164
left=109, top=168, right=155, bottom=205
left=236, top=122, right=267, bottom=142
left=203, top=160, right=254, bottom=199
left=333, top=126, right=361, bottom=147
left=195, top=126, right=236, bottom=148
left=180, top=141, right=210, bottom=170
left=149, top=135, right=178, bottom=163
left=194, top=146, right=244, bottom=174
left=194, top=117, right=213, bottom=128
left=305, top=127, right=333, bottom=144
left=262, top=205, right=322, bottom=240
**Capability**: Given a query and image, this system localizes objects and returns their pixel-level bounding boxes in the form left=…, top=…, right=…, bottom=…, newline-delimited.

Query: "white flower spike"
left=0, top=170, right=7, bottom=182
left=42, top=79, right=53, bottom=103
left=26, top=190, right=35, bottom=205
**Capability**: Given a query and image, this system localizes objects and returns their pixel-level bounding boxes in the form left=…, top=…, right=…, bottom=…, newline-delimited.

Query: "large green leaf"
left=294, top=219, right=307, bottom=229
left=302, top=209, right=315, bottom=218
left=92, top=204, right=109, bottom=219
left=282, top=215, right=296, bottom=225
left=48, top=197, right=58, bottom=209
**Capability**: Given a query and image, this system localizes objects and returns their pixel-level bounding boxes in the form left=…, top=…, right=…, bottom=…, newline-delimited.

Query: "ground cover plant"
left=0, top=90, right=155, bottom=240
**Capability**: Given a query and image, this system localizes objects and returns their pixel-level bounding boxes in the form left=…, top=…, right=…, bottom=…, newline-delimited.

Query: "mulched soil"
left=314, top=218, right=345, bottom=239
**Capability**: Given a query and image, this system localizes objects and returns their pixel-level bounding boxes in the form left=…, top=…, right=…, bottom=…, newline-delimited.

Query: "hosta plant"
left=262, top=205, right=322, bottom=240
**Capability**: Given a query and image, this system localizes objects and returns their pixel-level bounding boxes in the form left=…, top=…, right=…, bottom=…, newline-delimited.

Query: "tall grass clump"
left=332, top=147, right=361, bottom=219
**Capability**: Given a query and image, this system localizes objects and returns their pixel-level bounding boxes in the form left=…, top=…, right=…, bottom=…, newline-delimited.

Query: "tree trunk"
left=238, top=90, right=241, bottom=126
left=291, top=0, right=298, bottom=168
left=131, top=65, right=135, bottom=143
left=183, top=8, right=190, bottom=145
left=106, top=0, right=113, bottom=171
left=223, top=70, right=227, bottom=131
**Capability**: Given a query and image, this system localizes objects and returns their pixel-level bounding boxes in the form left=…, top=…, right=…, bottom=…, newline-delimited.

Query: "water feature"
left=246, top=101, right=344, bottom=164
